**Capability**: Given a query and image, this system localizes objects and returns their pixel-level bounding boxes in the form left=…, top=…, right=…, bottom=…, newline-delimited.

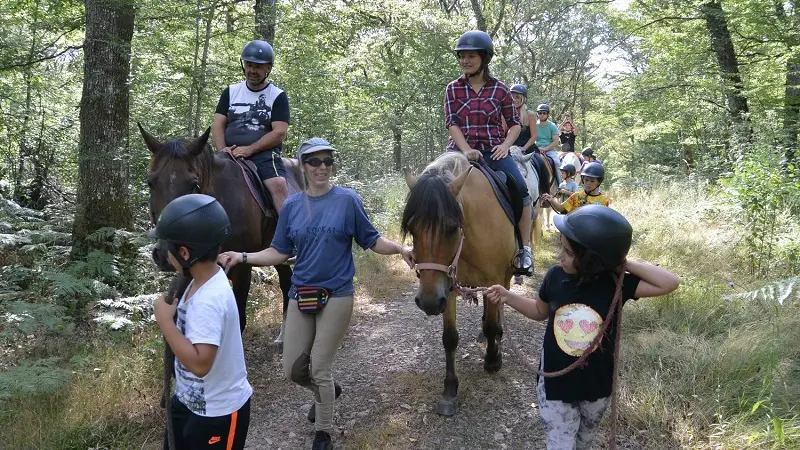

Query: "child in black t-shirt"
left=485, top=206, right=679, bottom=450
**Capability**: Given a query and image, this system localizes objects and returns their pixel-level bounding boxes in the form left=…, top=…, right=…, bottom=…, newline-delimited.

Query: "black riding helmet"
left=560, top=163, right=576, bottom=178
left=149, top=194, right=231, bottom=270
left=554, top=205, right=632, bottom=273
left=454, top=30, right=494, bottom=76
left=536, top=104, right=550, bottom=113
left=510, top=84, right=528, bottom=97
left=582, top=161, right=605, bottom=179
left=241, top=40, right=274, bottom=64
left=581, top=147, right=594, bottom=157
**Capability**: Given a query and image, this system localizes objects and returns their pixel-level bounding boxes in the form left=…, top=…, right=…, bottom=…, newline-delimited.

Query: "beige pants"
left=282, top=295, right=354, bottom=433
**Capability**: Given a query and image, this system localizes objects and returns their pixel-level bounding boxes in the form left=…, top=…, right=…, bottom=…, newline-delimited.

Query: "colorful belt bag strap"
left=295, top=286, right=331, bottom=314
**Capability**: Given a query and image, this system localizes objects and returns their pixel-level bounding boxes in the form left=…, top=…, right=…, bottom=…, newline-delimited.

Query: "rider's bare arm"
left=244, top=121, right=289, bottom=154
left=522, top=111, right=538, bottom=151
left=212, top=113, right=228, bottom=151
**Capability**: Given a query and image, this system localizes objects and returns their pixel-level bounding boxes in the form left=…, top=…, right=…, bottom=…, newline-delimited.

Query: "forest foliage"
left=0, top=0, right=798, bottom=448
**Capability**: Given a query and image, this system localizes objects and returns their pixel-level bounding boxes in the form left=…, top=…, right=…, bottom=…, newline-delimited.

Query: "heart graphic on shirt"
left=579, top=319, right=598, bottom=334
left=557, top=319, right=573, bottom=333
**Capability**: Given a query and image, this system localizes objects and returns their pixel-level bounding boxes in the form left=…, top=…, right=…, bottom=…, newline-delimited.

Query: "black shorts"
left=248, top=149, right=286, bottom=181
left=163, top=396, right=250, bottom=450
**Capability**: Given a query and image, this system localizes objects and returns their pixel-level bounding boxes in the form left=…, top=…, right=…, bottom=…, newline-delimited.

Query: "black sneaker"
left=312, top=430, right=332, bottom=450
left=307, top=382, right=342, bottom=423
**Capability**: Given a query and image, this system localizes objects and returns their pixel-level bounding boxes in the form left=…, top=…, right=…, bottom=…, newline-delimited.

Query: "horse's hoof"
left=437, top=396, right=457, bottom=416
left=484, top=356, right=503, bottom=373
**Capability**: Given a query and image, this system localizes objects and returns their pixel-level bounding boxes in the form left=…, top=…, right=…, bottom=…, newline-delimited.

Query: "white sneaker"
left=274, top=320, right=285, bottom=345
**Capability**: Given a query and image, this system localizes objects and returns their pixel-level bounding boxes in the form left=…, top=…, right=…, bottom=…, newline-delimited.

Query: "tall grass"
left=611, top=179, right=800, bottom=449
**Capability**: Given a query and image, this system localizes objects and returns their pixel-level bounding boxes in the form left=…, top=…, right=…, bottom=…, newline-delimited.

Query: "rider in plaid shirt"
left=444, top=30, right=534, bottom=276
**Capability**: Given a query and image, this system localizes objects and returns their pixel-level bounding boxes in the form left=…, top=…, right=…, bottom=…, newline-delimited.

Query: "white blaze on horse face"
left=169, top=171, right=177, bottom=194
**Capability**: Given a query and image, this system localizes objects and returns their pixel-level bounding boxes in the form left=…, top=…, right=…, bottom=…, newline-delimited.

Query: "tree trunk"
left=72, top=0, right=135, bottom=257
left=254, top=0, right=277, bottom=43
left=777, top=1, right=799, bottom=164
left=391, top=121, right=402, bottom=172
left=470, top=0, right=486, bottom=32
left=700, top=1, right=750, bottom=134
left=193, top=1, right=216, bottom=137
left=13, top=0, right=41, bottom=203
left=785, top=55, right=800, bottom=164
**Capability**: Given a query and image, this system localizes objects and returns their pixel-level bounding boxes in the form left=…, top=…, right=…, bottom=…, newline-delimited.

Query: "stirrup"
left=514, top=247, right=533, bottom=276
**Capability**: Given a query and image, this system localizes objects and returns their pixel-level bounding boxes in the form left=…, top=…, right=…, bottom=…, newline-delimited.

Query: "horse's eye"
left=146, top=179, right=155, bottom=189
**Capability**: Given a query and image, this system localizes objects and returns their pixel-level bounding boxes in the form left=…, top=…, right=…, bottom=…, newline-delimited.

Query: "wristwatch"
left=242, top=252, right=247, bottom=264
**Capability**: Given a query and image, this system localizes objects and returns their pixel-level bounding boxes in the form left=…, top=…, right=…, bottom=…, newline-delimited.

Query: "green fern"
left=43, top=271, right=95, bottom=298
left=723, top=277, right=800, bottom=306
left=0, top=357, right=71, bottom=399
left=85, top=227, right=117, bottom=246
left=1, top=300, right=72, bottom=337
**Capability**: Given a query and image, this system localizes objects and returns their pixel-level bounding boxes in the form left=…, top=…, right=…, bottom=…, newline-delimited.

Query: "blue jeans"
left=481, top=151, right=533, bottom=206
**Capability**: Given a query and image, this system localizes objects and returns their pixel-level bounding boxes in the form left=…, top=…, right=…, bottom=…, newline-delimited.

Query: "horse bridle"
left=413, top=230, right=465, bottom=291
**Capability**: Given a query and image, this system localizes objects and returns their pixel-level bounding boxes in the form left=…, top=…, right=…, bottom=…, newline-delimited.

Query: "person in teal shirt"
left=534, top=104, right=562, bottom=184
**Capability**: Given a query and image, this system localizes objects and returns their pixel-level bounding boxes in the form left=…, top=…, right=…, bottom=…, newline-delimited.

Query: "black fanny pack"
left=295, top=286, right=331, bottom=314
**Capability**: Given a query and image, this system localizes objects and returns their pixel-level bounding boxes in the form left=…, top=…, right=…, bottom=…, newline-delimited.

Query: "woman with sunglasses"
left=218, top=137, right=414, bottom=450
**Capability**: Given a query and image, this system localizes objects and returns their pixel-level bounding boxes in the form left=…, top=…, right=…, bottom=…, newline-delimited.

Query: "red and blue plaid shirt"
left=444, top=76, right=520, bottom=152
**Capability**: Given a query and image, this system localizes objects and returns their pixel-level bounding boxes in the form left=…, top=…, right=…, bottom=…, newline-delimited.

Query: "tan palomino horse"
left=401, top=152, right=517, bottom=416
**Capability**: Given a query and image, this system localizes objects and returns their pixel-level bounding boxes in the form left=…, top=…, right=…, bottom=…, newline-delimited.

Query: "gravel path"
left=242, top=281, right=558, bottom=450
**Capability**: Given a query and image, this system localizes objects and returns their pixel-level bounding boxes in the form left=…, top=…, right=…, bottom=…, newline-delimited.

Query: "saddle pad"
left=223, top=151, right=274, bottom=217
left=470, top=159, right=521, bottom=227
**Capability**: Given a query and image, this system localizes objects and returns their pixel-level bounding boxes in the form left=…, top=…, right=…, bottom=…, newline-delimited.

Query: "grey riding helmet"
left=536, top=104, right=550, bottom=113
left=510, top=84, right=528, bottom=97
left=554, top=205, right=632, bottom=272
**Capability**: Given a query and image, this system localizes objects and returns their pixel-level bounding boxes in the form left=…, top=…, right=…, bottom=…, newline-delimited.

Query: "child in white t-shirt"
left=151, top=194, right=252, bottom=450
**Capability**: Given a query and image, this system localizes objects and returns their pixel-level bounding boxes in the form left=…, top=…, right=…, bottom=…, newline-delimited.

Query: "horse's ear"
left=403, top=167, right=417, bottom=190
left=448, top=166, right=472, bottom=197
left=138, top=123, right=161, bottom=155
left=187, top=127, right=212, bottom=157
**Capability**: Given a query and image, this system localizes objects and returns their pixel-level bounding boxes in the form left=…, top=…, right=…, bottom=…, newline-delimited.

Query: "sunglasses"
left=537, top=112, right=548, bottom=115
left=304, top=157, right=335, bottom=167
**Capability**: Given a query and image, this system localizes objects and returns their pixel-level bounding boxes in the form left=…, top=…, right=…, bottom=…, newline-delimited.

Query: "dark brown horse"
left=401, top=152, right=516, bottom=416
left=140, top=124, right=301, bottom=331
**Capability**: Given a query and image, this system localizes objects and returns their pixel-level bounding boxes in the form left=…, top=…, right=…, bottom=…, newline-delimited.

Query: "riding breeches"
left=283, top=296, right=354, bottom=433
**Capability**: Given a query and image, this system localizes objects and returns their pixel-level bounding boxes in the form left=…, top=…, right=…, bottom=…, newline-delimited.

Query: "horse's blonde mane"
left=420, top=152, right=470, bottom=182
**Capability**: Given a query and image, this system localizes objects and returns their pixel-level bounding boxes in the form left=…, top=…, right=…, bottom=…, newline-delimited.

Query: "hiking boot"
left=514, top=246, right=533, bottom=275
left=308, top=382, right=342, bottom=423
left=311, top=430, right=332, bottom=450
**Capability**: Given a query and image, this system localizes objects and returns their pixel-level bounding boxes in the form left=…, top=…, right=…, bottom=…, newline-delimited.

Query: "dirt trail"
left=242, top=281, right=558, bottom=450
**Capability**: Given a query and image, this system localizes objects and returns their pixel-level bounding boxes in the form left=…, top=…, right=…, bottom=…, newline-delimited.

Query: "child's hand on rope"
left=155, top=295, right=178, bottom=325
left=485, top=285, right=510, bottom=305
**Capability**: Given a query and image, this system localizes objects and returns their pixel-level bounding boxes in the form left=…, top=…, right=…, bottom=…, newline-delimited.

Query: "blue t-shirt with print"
left=535, top=120, right=559, bottom=148
left=270, top=186, right=380, bottom=297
